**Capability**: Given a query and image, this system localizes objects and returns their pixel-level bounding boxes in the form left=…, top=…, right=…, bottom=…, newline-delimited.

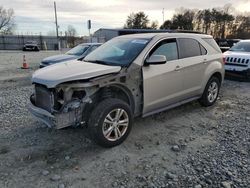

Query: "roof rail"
left=170, top=30, right=204, bottom=34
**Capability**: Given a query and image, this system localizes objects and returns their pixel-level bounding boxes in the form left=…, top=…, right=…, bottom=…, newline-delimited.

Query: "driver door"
left=142, top=38, right=183, bottom=116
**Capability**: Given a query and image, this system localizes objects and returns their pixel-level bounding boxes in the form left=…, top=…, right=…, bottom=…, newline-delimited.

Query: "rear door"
left=176, top=38, right=208, bottom=98
left=142, top=38, right=183, bottom=115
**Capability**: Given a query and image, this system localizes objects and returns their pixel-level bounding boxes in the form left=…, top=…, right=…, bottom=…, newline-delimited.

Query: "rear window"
left=203, top=38, right=221, bottom=52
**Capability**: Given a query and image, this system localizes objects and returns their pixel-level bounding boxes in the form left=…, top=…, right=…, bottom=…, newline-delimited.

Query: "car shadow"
left=225, top=74, right=250, bottom=82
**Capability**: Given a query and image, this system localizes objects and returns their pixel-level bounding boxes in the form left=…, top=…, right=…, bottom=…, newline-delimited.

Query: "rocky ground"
left=0, top=51, right=249, bottom=188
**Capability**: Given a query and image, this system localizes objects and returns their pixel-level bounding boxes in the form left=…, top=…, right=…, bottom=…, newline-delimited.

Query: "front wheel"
left=88, top=98, right=133, bottom=148
left=199, top=76, right=221, bottom=107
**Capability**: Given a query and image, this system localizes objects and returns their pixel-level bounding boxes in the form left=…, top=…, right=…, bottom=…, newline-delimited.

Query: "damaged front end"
left=29, top=61, right=143, bottom=129
left=29, top=83, right=97, bottom=129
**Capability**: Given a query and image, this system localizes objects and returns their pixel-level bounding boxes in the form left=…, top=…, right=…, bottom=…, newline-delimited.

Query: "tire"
left=88, top=98, right=133, bottom=148
left=199, top=76, right=221, bottom=107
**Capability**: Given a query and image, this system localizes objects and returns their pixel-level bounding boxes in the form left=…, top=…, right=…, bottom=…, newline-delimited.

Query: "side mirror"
left=145, top=55, right=167, bottom=65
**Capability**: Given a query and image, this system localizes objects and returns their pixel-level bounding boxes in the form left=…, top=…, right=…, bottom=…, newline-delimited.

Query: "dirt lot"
left=0, top=51, right=249, bottom=188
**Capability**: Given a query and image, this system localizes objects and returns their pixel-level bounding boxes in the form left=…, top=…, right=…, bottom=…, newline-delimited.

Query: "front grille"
left=35, top=84, right=53, bottom=112
left=226, top=56, right=249, bottom=67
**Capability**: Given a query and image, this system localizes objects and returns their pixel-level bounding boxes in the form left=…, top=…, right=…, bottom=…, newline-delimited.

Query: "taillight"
left=222, top=57, right=226, bottom=64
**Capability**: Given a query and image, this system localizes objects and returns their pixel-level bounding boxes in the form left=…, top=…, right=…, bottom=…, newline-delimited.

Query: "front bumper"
left=39, top=63, right=50, bottom=68
left=28, top=98, right=85, bottom=129
left=39, top=64, right=46, bottom=68
left=28, top=102, right=55, bottom=128
left=225, top=68, right=250, bottom=79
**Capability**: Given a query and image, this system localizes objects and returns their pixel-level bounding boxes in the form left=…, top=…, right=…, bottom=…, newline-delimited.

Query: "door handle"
left=203, top=59, right=207, bottom=64
left=175, top=65, right=182, bottom=71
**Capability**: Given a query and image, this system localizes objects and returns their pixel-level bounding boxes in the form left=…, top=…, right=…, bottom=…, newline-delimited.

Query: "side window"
left=149, top=39, right=178, bottom=61
left=178, top=38, right=201, bottom=59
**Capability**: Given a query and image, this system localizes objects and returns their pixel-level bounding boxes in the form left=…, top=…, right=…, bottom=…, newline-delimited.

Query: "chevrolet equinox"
left=29, top=33, right=224, bottom=147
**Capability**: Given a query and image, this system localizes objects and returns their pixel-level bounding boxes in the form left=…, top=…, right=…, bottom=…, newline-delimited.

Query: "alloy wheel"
left=102, top=108, right=129, bottom=142
left=207, top=81, right=218, bottom=103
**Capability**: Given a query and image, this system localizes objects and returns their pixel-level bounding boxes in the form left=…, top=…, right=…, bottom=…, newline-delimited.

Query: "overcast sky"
left=1, top=0, right=250, bottom=36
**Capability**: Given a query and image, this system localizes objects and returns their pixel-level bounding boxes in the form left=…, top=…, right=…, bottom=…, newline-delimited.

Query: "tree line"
left=124, top=5, right=250, bottom=39
left=1, top=4, right=249, bottom=39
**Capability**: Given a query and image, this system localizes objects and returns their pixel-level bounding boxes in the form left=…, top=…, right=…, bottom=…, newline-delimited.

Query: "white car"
left=224, top=40, right=250, bottom=80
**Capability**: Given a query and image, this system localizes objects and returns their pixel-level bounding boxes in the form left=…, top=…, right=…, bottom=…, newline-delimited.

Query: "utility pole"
left=54, top=1, right=60, bottom=50
left=87, top=20, right=91, bottom=42
left=162, top=8, right=165, bottom=24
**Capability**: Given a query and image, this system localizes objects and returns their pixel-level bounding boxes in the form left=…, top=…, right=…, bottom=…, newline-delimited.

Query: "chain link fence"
left=0, top=35, right=100, bottom=50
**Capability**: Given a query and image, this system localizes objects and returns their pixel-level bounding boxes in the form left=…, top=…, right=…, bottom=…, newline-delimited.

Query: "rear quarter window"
left=203, top=38, right=221, bottom=53
left=200, top=44, right=207, bottom=55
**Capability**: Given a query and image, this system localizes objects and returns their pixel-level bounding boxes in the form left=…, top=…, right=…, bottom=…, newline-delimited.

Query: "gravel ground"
left=0, top=51, right=249, bottom=188
left=0, top=50, right=62, bottom=81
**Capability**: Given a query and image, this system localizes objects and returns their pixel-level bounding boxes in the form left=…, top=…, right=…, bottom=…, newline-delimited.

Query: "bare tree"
left=150, top=21, right=159, bottom=30
left=0, top=6, right=14, bottom=34
left=66, top=25, right=77, bottom=47
left=67, top=25, right=77, bottom=37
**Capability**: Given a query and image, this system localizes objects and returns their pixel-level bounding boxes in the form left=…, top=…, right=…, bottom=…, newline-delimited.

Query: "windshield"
left=66, top=45, right=90, bottom=56
left=229, top=41, right=250, bottom=52
left=84, top=38, right=150, bottom=66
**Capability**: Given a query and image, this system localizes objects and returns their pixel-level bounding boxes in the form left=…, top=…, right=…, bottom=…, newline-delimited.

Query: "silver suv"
left=29, top=33, right=224, bottom=147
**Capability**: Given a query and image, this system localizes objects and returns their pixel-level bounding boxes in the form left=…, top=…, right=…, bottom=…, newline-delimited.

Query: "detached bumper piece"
left=28, top=102, right=55, bottom=128
left=28, top=99, right=84, bottom=129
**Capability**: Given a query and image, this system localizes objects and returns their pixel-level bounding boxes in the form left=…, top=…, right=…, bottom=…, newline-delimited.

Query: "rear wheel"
left=88, top=98, right=133, bottom=147
left=199, top=76, right=220, bottom=107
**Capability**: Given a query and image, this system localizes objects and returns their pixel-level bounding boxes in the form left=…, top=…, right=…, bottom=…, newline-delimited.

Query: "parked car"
left=216, top=38, right=241, bottom=52
left=39, top=43, right=102, bottom=68
left=224, top=40, right=250, bottom=80
left=23, top=41, right=39, bottom=51
left=29, top=33, right=224, bottom=147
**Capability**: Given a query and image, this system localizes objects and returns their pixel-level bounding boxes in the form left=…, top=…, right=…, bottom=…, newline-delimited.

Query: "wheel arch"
left=201, top=59, right=224, bottom=93
left=210, top=72, right=223, bottom=84
left=95, top=84, right=136, bottom=113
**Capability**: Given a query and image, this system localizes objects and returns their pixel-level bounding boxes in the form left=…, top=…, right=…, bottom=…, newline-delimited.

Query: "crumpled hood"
left=41, top=54, right=78, bottom=64
left=32, top=60, right=121, bottom=88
